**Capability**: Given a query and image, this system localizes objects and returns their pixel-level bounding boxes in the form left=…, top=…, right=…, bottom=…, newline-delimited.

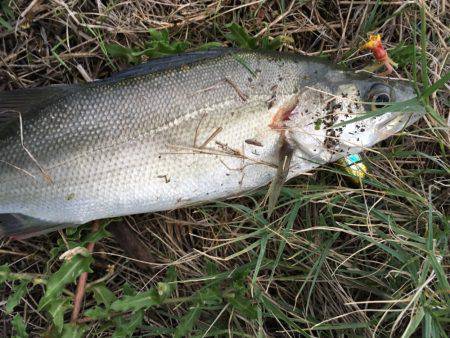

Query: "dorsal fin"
left=0, top=84, right=78, bottom=134
left=103, top=48, right=234, bottom=83
left=0, top=48, right=232, bottom=132
left=0, top=84, right=77, bottom=114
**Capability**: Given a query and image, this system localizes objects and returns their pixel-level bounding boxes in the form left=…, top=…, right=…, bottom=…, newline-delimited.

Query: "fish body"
left=0, top=49, right=422, bottom=237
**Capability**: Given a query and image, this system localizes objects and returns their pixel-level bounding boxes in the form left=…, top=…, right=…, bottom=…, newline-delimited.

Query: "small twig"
left=14, top=0, right=42, bottom=33
left=0, top=159, right=37, bottom=181
left=224, top=77, right=248, bottom=101
left=17, top=112, right=53, bottom=183
left=199, top=127, right=223, bottom=148
left=76, top=64, right=93, bottom=82
left=193, top=113, right=207, bottom=147
left=70, top=220, right=100, bottom=323
left=254, top=0, right=295, bottom=37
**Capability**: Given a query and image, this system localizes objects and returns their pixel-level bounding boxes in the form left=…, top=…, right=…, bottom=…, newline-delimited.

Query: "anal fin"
left=0, top=213, right=69, bottom=239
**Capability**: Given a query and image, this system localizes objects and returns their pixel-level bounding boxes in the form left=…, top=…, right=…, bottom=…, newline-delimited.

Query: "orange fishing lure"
left=362, top=34, right=397, bottom=75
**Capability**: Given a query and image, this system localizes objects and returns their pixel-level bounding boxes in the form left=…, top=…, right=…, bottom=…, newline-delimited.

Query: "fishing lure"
left=362, top=34, right=398, bottom=75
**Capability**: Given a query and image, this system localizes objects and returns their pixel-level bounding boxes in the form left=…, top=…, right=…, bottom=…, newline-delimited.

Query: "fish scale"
left=0, top=49, right=422, bottom=237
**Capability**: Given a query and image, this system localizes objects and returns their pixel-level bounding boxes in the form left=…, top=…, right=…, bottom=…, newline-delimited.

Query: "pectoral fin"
left=266, top=136, right=294, bottom=217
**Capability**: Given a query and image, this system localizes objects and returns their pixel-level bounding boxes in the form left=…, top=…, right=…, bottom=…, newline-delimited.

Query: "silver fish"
left=0, top=49, right=423, bottom=237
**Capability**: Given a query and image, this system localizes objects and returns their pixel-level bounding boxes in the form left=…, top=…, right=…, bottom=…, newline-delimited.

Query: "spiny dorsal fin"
left=104, top=48, right=234, bottom=83
left=0, top=49, right=232, bottom=128
left=0, top=49, right=232, bottom=131
left=0, top=84, right=77, bottom=114
left=0, top=84, right=78, bottom=133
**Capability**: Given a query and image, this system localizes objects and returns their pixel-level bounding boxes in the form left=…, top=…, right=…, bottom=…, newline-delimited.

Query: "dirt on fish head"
left=279, top=71, right=422, bottom=168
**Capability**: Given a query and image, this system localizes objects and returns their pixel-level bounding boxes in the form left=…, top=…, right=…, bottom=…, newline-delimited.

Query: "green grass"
left=0, top=1, right=449, bottom=337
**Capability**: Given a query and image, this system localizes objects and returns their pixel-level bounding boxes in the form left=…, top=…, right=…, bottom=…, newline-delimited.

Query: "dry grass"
left=0, top=1, right=449, bottom=337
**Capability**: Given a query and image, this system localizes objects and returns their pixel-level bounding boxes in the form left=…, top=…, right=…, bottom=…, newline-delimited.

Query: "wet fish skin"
left=0, top=49, right=422, bottom=237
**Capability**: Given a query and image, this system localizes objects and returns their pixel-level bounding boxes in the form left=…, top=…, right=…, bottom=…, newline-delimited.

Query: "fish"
left=0, top=48, right=423, bottom=238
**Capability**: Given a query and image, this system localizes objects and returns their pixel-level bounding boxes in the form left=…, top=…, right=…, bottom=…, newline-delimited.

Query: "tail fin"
left=0, top=213, right=68, bottom=239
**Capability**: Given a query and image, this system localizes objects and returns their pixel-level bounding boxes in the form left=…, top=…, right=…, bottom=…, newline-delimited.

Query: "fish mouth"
left=373, top=80, right=425, bottom=134
left=377, top=111, right=414, bottom=132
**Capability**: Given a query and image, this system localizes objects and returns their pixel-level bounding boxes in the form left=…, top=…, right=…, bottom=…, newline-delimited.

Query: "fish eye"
left=373, top=93, right=390, bottom=108
left=366, top=83, right=395, bottom=111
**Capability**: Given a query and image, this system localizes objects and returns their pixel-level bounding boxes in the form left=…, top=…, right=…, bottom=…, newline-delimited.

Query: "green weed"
left=1, top=4, right=448, bottom=338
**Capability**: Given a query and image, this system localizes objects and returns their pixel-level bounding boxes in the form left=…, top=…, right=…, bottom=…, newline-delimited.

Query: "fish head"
left=284, top=70, right=424, bottom=166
